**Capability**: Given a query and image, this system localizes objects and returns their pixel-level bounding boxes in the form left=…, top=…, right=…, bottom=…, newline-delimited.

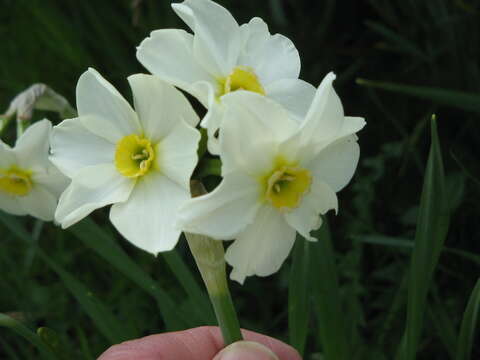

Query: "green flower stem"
left=185, top=181, right=243, bottom=346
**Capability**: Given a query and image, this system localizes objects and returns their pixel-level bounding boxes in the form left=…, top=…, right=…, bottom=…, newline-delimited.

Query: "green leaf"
left=356, top=79, right=480, bottom=114
left=356, top=235, right=480, bottom=268
left=312, top=219, right=349, bottom=360
left=365, top=20, right=428, bottom=60
left=455, top=278, right=480, bottom=360
left=67, top=218, right=190, bottom=330
left=38, top=250, right=137, bottom=344
left=402, top=116, right=450, bottom=360
left=0, top=313, right=57, bottom=360
left=288, top=237, right=311, bottom=356
left=161, top=249, right=215, bottom=324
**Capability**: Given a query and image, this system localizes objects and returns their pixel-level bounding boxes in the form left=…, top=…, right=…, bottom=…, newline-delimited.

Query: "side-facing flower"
left=178, top=72, right=366, bottom=284
left=136, top=0, right=315, bottom=154
left=0, top=119, right=68, bottom=221
left=50, top=68, right=200, bottom=254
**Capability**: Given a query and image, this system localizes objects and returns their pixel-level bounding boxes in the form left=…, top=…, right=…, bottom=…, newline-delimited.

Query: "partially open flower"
left=50, top=68, right=200, bottom=254
left=178, top=72, right=366, bottom=283
left=0, top=120, right=68, bottom=221
left=136, top=0, right=315, bottom=154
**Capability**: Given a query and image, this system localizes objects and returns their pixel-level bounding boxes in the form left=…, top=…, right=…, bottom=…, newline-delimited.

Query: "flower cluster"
left=0, top=0, right=365, bottom=284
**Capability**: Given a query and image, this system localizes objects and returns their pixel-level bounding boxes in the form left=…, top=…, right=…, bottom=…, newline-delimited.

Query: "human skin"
left=98, top=326, right=302, bottom=360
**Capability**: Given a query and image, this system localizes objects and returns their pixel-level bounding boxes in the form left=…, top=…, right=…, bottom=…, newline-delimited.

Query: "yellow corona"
left=218, top=66, right=265, bottom=97
left=115, top=134, right=156, bottom=178
left=262, top=157, right=311, bottom=211
left=0, top=166, right=33, bottom=196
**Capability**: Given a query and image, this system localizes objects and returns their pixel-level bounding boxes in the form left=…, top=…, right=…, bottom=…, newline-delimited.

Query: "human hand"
left=98, top=326, right=302, bottom=360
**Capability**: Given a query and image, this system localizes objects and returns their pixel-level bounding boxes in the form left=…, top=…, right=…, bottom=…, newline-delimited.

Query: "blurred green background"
left=1, top=0, right=480, bottom=359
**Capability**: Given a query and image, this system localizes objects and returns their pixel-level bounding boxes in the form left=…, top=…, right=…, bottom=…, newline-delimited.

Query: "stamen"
left=263, top=163, right=312, bottom=211
left=115, top=134, right=156, bottom=178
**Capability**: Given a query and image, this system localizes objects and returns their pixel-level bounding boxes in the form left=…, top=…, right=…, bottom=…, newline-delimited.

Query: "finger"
left=212, top=341, right=280, bottom=360
left=97, top=326, right=301, bottom=360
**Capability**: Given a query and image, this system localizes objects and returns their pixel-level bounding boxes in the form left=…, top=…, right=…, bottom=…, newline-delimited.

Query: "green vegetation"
left=1, top=0, right=479, bottom=358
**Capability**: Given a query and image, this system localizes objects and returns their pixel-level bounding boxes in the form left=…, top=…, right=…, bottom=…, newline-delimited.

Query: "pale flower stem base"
left=185, top=181, right=242, bottom=345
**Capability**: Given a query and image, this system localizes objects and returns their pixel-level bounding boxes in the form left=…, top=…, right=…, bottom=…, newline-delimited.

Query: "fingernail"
left=213, top=341, right=280, bottom=360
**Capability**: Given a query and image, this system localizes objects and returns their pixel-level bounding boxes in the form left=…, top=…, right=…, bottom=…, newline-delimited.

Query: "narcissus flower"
left=178, top=73, right=366, bottom=283
left=0, top=119, right=68, bottom=221
left=137, top=0, right=315, bottom=154
left=50, top=68, right=200, bottom=254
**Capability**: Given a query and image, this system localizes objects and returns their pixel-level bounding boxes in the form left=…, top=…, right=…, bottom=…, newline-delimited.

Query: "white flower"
left=50, top=68, right=200, bottom=254
left=178, top=73, right=366, bottom=284
left=136, top=0, right=315, bottom=154
left=0, top=119, right=68, bottom=221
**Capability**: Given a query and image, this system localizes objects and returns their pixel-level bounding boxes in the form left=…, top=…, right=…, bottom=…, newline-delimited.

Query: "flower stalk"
left=185, top=180, right=242, bottom=346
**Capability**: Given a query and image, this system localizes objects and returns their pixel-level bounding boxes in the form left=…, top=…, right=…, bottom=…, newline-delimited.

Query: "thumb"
left=213, top=341, right=280, bottom=360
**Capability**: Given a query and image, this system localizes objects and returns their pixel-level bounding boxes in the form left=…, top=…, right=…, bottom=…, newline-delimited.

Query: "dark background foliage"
left=1, top=0, right=479, bottom=358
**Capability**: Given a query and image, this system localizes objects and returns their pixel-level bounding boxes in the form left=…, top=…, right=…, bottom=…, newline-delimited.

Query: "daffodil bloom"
left=50, top=68, right=200, bottom=254
left=0, top=119, right=68, bottom=221
left=178, top=73, right=366, bottom=283
left=136, top=0, right=315, bottom=154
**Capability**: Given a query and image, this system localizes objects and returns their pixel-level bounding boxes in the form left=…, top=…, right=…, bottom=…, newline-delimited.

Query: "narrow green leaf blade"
left=38, top=250, right=137, bottom=344
left=356, top=79, right=480, bottom=114
left=161, top=250, right=215, bottom=324
left=68, top=218, right=189, bottom=330
left=455, top=278, right=480, bottom=360
left=288, top=237, right=311, bottom=356
left=312, top=220, right=349, bottom=360
left=403, top=117, right=450, bottom=360
left=0, top=314, right=57, bottom=360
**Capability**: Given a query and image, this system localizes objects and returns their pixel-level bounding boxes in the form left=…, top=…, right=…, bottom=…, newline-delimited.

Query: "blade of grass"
left=429, top=286, right=457, bottom=360
left=356, top=235, right=480, bottom=267
left=365, top=20, right=428, bottom=60
left=288, top=236, right=311, bottom=356
left=312, top=219, right=349, bottom=360
left=161, top=249, right=215, bottom=324
left=0, top=313, right=58, bottom=360
left=455, top=278, right=480, bottom=360
left=68, top=218, right=189, bottom=330
left=402, top=116, right=450, bottom=360
left=37, top=249, right=137, bottom=344
left=356, top=79, right=480, bottom=114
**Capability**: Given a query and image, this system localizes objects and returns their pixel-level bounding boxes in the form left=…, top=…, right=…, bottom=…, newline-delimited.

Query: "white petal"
left=284, top=179, right=337, bottom=241
left=33, top=164, right=70, bottom=198
left=136, top=29, right=216, bottom=96
left=220, top=91, right=298, bottom=176
left=300, top=72, right=344, bottom=146
left=226, top=205, right=296, bottom=284
left=265, top=79, right=316, bottom=121
left=55, top=164, right=134, bottom=228
left=0, top=193, right=25, bottom=216
left=0, top=142, right=15, bottom=168
left=110, top=173, right=187, bottom=254
left=172, top=0, right=241, bottom=75
left=240, top=17, right=300, bottom=84
left=338, top=116, right=366, bottom=138
left=128, top=74, right=199, bottom=143
left=177, top=171, right=260, bottom=240
left=156, top=120, right=200, bottom=189
left=50, top=118, right=115, bottom=178
left=308, top=135, right=360, bottom=192
left=18, top=186, right=57, bottom=221
left=14, top=119, right=51, bottom=171
left=201, top=101, right=224, bottom=155
left=77, top=68, right=141, bottom=143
